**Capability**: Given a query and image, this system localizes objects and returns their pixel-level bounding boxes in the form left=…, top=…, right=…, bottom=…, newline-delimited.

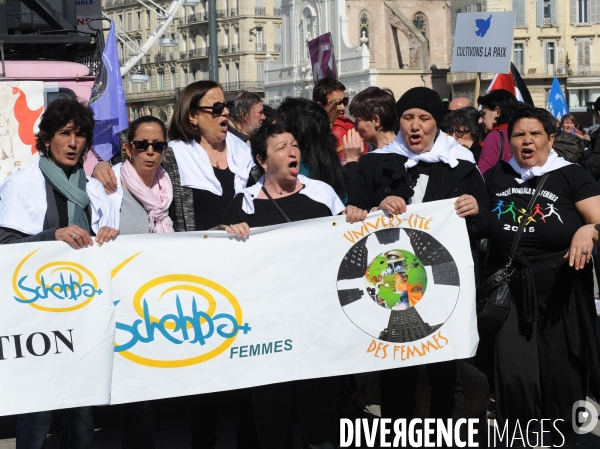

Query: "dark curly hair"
left=477, top=89, right=520, bottom=126
left=35, top=96, right=95, bottom=161
left=508, top=105, right=556, bottom=139
left=127, top=115, right=167, bottom=142
left=249, top=121, right=294, bottom=175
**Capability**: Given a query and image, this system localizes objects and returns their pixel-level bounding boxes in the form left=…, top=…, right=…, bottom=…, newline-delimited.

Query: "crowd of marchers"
left=1, top=78, right=599, bottom=449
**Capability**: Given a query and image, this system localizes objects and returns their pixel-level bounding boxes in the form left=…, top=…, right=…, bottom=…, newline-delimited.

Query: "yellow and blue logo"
left=13, top=249, right=102, bottom=313
left=113, top=253, right=250, bottom=368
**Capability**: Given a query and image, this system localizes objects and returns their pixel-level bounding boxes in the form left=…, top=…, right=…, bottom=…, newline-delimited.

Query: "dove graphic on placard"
left=475, top=15, right=492, bottom=37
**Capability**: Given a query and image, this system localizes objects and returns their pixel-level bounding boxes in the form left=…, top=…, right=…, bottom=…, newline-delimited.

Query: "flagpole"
left=474, top=73, right=481, bottom=108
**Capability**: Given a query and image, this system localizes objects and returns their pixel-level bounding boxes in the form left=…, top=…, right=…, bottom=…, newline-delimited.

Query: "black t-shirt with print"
left=484, top=162, right=600, bottom=257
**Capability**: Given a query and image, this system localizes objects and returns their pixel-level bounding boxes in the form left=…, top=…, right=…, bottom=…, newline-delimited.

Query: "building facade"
left=449, top=0, right=600, bottom=124
left=102, top=0, right=283, bottom=122
left=263, top=0, right=453, bottom=103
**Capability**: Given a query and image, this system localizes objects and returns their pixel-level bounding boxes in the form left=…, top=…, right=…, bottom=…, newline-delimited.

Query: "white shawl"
left=508, top=149, right=572, bottom=184
left=0, top=157, right=118, bottom=235
left=240, top=175, right=345, bottom=216
left=372, top=133, right=476, bottom=169
left=169, top=132, right=255, bottom=195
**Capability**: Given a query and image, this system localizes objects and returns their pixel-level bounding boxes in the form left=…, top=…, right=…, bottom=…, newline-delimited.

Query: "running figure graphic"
left=499, top=201, right=518, bottom=222
left=530, top=203, right=546, bottom=223
left=517, top=208, right=537, bottom=225
left=492, top=200, right=505, bottom=219
left=544, top=203, right=563, bottom=223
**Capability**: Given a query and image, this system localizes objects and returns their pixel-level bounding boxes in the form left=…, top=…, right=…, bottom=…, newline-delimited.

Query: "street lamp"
left=131, top=65, right=150, bottom=83
left=159, top=33, right=179, bottom=47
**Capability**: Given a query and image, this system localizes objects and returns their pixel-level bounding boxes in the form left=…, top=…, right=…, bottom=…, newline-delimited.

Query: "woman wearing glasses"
left=110, top=116, right=174, bottom=236
left=441, top=107, right=485, bottom=163
left=163, top=80, right=259, bottom=449
left=165, top=80, right=257, bottom=233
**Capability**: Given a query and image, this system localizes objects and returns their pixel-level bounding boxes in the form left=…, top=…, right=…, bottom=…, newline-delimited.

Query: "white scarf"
left=241, top=175, right=345, bottom=215
left=0, top=158, right=118, bottom=235
left=508, top=149, right=572, bottom=184
left=169, top=132, right=255, bottom=195
left=372, top=132, right=476, bottom=169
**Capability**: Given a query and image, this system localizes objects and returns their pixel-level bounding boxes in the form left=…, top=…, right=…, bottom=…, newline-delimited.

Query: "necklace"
left=264, top=179, right=298, bottom=197
left=209, top=150, right=225, bottom=168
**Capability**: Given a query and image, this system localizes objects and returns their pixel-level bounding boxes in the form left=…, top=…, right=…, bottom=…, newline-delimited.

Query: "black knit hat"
left=396, top=87, right=446, bottom=126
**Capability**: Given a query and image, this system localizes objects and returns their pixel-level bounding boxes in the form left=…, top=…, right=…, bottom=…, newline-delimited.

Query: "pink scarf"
left=120, top=160, right=174, bottom=233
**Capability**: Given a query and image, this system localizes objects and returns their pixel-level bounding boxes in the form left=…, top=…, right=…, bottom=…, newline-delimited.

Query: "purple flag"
left=90, top=21, right=128, bottom=161
left=308, top=32, right=338, bottom=81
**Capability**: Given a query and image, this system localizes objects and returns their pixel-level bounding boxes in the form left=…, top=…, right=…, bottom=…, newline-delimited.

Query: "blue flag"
left=546, top=77, right=569, bottom=121
left=90, top=21, right=128, bottom=161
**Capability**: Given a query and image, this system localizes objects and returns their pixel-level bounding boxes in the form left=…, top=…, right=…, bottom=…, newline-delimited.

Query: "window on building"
left=137, top=12, right=141, bottom=30
left=118, top=14, right=123, bottom=28
left=457, top=8, right=461, bottom=14
left=225, top=64, right=230, bottom=87
left=171, top=68, right=176, bottom=89
left=412, top=13, right=427, bottom=38
left=513, top=0, right=526, bottom=27
left=257, top=62, right=265, bottom=84
left=578, top=0, right=589, bottom=23
left=513, top=43, right=524, bottom=74
left=275, top=27, right=282, bottom=52
left=191, top=68, right=197, bottom=82
left=545, top=41, right=555, bottom=68
left=183, top=69, right=188, bottom=86
left=158, top=70, right=165, bottom=90
left=360, top=13, right=369, bottom=48
left=537, top=0, right=556, bottom=26
left=235, top=63, right=240, bottom=87
left=147, top=73, right=152, bottom=92
left=146, top=11, right=151, bottom=28
left=476, top=3, right=482, bottom=12
left=577, top=39, right=591, bottom=73
left=127, top=13, right=132, bottom=31
left=466, top=5, right=471, bottom=12
left=224, top=29, right=229, bottom=47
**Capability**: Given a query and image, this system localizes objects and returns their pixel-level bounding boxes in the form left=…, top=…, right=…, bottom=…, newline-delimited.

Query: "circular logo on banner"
left=336, top=228, right=460, bottom=343
left=12, top=249, right=102, bottom=313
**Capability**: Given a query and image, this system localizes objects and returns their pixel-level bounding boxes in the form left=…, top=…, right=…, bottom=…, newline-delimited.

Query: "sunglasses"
left=326, top=97, right=349, bottom=107
left=131, top=140, right=168, bottom=152
left=449, top=128, right=469, bottom=138
left=195, top=101, right=233, bottom=116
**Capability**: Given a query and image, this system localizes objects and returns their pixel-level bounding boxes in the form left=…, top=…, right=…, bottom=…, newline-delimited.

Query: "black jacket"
left=581, top=127, right=600, bottom=180
left=347, top=152, right=489, bottom=239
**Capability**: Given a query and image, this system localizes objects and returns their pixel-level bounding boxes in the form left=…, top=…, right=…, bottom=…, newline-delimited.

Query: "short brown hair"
left=348, top=87, right=397, bottom=132
left=168, top=80, right=221, bottom=143
left=312, top=78, right=346, bottom=105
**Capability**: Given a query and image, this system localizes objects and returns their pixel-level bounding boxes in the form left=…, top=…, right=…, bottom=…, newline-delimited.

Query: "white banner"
left=0, top=200, right=479, bottom=415
left=0, top=243, right=115, bottom=415
left=451, top=12, right=515, bottom=74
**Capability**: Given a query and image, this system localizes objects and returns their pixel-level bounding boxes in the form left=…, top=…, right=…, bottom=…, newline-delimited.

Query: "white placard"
left=451, top=12, right=515, bottom=74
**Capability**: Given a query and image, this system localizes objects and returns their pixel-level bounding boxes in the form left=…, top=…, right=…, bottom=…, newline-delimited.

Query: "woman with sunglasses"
left=163, top=80, right=259, bottom=449
left=110, top=116, right=173, bottom=236
left=165, top=80, right=257, bottom=233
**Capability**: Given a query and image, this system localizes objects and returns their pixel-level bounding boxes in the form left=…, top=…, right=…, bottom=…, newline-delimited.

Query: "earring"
left=129, top=156, right=133, bottom=162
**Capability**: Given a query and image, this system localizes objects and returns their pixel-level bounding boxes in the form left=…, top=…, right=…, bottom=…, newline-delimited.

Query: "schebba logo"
left=13, top=249, right=102, bottom=313
left=113, top=253, right=251, bottom=368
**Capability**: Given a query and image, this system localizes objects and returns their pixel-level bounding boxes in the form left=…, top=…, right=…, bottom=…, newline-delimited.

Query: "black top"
left=347, top=152, right=490, bottom=239
left=192, top=167, right=236, bottom=231
left=223, top=189, right=332, bottom=227
left=485, top=162, right=600, bottom=257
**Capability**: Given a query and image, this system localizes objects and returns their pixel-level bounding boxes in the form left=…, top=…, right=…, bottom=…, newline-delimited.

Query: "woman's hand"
left=225, top=223, right=250, bottom=239
left=344, top=205, right=368, bottom=223
left=456, top=137, right=474, bottom=149
left=565, top=224, right=596, bottom=270
left=455, top=195, right=479, bottom=218
left=55, top=225, right=94, bottom=249
left=95, top=227, right=120, bottom=246
left=343, top=129, right=364, bottom=163
left=92, top=161, right=118, bottom=194
left=378, top=196, right=407, bottom=214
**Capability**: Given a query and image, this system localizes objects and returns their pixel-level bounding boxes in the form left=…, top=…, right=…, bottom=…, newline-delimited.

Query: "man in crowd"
left=228, top=91, right=266, bottom=144
left=448, top=97, right=473, bottom=111
left=313, top=78, right=368, bottom=163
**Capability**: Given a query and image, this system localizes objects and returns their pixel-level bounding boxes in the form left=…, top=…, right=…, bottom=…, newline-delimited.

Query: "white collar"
left=169, top=132, right=255, bottom=196
left=0, top=157, right=118, bottom=235
left=241, top=175, right=345, bottom=216
left=371, top=133, right=476, bottom=169
left=508, top=149, right=572, bottom=184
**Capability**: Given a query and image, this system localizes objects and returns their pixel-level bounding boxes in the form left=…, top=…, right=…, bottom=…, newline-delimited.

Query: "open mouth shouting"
left=288, top=159, right=299, bottom=176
